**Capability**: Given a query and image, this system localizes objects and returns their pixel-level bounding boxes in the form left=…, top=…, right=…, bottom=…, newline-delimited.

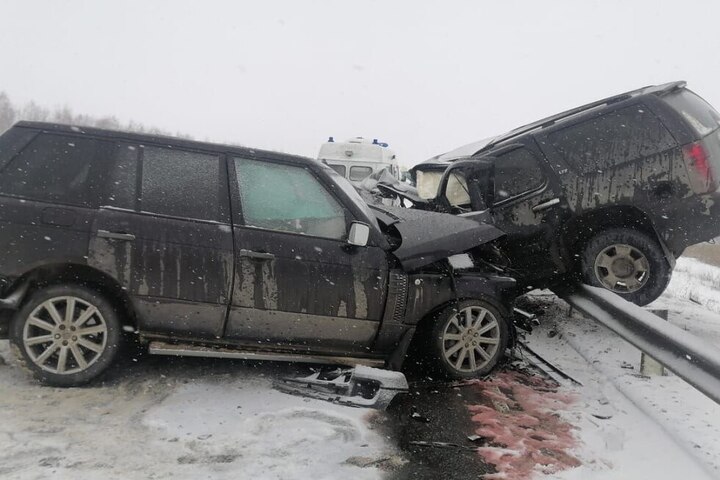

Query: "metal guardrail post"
left=559, top=284, right=720, bottom=404
left=640, top=309, right=668, bottom=376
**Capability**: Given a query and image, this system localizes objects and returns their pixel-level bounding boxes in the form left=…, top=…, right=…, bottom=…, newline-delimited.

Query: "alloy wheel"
left=442, top=305, right=500, bottom=373
left=593, top=243, right=650, bottom=293
left=22, top=296, right=108, bottom=374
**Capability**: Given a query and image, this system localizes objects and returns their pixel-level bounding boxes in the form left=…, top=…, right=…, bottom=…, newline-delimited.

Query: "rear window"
left=0, top=133, right=100, bottom=207
left=664, top=89, right=720, bottom=136
left=349, top=166, right=373, bottom=181
left=548, top=105, right=677, bottom=174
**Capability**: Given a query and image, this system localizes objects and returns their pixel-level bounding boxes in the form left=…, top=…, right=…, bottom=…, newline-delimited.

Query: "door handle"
left=532, top=198, right=561, bottom=213
left=97, top=230, right=136, bottom=241
left=239, top=249, right=275, bottom=260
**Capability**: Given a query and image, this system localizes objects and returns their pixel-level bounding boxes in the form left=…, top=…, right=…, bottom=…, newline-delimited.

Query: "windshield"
left=416, top=169, right=444, bottom=199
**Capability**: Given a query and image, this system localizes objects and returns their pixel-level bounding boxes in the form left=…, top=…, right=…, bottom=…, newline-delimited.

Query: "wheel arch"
left=411, top=294, right=511, bottom=342
left=4, top=263, right=137, bottom=329
left=565, top=205, right=674, bottom=267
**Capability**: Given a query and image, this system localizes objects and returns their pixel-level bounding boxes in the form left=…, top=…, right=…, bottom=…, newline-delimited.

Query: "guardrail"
left=558, top=284, right=720, bottom=404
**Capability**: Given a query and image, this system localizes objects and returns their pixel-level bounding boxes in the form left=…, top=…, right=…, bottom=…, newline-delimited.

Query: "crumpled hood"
left=370, top=205, right=505, bottom=271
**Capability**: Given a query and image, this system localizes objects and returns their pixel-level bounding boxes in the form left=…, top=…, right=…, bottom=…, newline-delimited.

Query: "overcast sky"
left=2, top=0, right=720, bottom=166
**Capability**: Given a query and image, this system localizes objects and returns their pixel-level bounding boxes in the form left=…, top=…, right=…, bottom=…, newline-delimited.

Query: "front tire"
left=581, top=228, right=672, bottom=306
left=427, top=300, right=509, bottom=380
left=10, top=285, right=122, bottom=387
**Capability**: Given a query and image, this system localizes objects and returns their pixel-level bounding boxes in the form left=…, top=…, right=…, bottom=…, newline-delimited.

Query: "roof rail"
left=477, top=81, right=687, bottom=154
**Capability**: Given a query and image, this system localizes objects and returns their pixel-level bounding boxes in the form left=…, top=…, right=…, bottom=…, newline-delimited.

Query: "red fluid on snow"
left=467, top=371, right=581, bottom=479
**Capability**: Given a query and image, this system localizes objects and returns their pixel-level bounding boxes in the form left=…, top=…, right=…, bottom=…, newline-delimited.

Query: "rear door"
left=225, top=156, right=388, bottom=353
left=88, top=142, right=234, bottom=338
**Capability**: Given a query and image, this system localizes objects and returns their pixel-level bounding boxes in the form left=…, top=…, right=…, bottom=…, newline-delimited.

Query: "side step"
left=148, top=341, right=386, bottom=368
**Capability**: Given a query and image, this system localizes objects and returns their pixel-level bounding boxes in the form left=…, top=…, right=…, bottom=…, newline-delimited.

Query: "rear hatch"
left=663, top=88, right=720, bottom=194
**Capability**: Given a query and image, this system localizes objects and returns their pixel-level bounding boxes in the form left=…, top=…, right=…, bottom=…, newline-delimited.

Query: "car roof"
left=14, top=121, right=319, bottom=167
left=479, top=80, right=686, bottom=152
left=413, top=80, right=687, bottom=169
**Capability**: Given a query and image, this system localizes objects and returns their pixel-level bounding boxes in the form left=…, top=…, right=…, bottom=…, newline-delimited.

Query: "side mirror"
left=347, top=222, right=370, bottom=247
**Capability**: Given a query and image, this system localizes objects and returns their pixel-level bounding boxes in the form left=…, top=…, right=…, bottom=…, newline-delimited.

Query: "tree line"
left=0, top=91, right=190, bottom=138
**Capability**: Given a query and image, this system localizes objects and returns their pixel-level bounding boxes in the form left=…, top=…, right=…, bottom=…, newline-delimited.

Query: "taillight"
left=683, top=141, right=715, bottom=193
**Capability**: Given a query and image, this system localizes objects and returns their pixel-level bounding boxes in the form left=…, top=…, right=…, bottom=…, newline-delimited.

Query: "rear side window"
left=234, top=158, right=347, bottom=240
left=0, top=133, right=99, bottom=206
left=494, top=148, right=545, bottom=201
left=349, top=166, right=373, bottom=181
left=664, top=89, right=720, bottom=136
left=548, top=105, right=677, bottom=173
left=141, top=146, right=221, bottom=221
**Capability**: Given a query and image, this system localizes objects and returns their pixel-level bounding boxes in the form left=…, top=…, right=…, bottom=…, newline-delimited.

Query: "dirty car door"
left=225, top=157, right=388, bottom=352
left=89, top=143, right=234, bottom=337
left=487, top=145, right=570, bottom=280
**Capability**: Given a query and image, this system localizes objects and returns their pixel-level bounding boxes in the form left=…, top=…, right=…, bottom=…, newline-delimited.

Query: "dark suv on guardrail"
left=0, top=121, right=516, bottom=386
left=410, top=81, right=720, bottom=305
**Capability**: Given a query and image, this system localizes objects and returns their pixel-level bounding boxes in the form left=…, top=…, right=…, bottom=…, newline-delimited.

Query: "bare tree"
left=0, top=91, right=191, bottom=139
left=19, top=101, right=50, bottom=122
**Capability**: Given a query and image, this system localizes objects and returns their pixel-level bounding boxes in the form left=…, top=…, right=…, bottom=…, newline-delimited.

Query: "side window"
left=547, top=105, right=678, bottom=173
left=494, top=148, right=545, bottom=201
left=349, top=166, right=373, bottom=181
left=141, top=146, right=221, bottom=221
left=234, top=158, right=347, bottom=240
left=104, top=143, right=138, bottom=209
left=0, top=133, right=99, bottom=206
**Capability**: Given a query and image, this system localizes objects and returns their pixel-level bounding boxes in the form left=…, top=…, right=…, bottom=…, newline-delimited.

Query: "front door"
left=487, top=145, right=571, bottom=281
left=225, top=156, right=388, bottom=353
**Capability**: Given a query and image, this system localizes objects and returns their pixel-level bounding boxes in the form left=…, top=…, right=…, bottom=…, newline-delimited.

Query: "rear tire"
left=10, top=285, right=122, bottom=387
left=581, top=228, right=671, bottom=306
left=426, top=299, right=509, bottom=380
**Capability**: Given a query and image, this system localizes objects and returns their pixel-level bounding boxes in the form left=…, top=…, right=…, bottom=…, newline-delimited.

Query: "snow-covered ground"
left=0, top=352, right=398, bottom=480
left=523, top=256, right=720, bottom=479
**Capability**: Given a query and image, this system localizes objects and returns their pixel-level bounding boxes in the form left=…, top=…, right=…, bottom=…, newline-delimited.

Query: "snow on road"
left=0, top=351, right=396, bottom=480
left=3, top=257, right=720, bottom=479
left=524, top=257, right=720, bottom=479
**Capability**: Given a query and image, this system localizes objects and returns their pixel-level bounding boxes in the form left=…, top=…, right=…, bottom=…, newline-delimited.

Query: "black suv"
left=0, top=122, right=516, bottom=386
left=410, top=81, right=720, bottom=305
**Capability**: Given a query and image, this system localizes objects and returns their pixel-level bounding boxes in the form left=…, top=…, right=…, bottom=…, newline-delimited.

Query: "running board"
left=147, top=341, right=386, bottom=368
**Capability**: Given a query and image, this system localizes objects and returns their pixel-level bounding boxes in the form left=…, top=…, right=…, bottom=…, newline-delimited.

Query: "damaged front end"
left=369, top=204, right=508, bottom=273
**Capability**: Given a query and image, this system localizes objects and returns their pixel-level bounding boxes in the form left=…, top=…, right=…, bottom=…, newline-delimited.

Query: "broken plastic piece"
left=274, top=365, right=409, bottom=410
left=513, top=307, right=540, bottom=333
